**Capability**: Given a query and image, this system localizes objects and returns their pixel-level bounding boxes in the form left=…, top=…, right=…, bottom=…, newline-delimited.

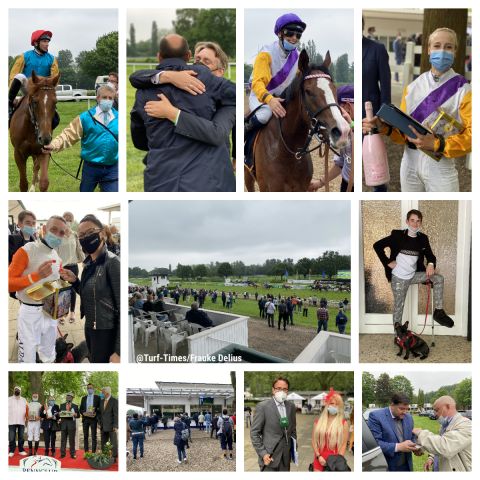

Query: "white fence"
left=389, top=42, right=472, bottom=89
left=56, top=95, right=97, bottom=109
left=127, top=62, right=236, bottom=80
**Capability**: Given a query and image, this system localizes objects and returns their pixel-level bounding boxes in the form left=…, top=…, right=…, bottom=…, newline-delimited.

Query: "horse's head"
left=27, top=71, right=60, bottom=146
left=299, top=50, right=351, bottom=149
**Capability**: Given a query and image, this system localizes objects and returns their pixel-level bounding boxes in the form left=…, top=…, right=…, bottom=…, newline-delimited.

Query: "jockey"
left=245, top=12, right=306, bottom=135
left=9, top=29, right=59, bottom=122
left=362, top=27, right=471, bottom=192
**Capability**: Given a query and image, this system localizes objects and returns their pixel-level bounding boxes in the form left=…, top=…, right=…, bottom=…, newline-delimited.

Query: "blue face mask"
left=99, top=99, right=113, bottom=112
left=44, top=231, right=62, bottom=249
left=21, top=225, right=35, bottom=237
left=48, top=400, right=55, bottom=407
left=429, top=50, right=454, bottom=72
left=88, top=389, right=94, bottom=395
left=407, top=226, right=421, bottom=235
left=282, top=39, right=297, bottom=52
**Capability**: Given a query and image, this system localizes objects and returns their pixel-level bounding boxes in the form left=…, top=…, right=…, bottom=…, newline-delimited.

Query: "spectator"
left=218, top=408, right=234, bottom=460
left=336, top=306, right=348, bottom=334
left=8, top=386, right=28, bottom=457
left=129, top=412, right=145, bottom=460
left=317, top=304, right=329, bottom=332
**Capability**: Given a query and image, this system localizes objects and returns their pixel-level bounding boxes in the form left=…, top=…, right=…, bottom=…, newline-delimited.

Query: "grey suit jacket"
left=250, top=398, right=297, bottom=469
left=99, top=396, right=118, bottom=432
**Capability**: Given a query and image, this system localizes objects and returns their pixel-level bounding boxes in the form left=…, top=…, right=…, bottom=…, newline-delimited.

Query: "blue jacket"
left=367, top=407, right=414, bottom=471
left=79, top=107, right=119, bottom=165
left=173, top=420, right=186, bottom=447
left=23, top=49, right=55, bottom=78
left=362, top=36, right=391, bottom=118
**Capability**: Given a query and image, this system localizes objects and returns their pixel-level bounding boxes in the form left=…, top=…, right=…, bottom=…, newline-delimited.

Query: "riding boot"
left=8, top=78, right=22, bottom=121
left=28, top=441, right=33, bottom=456
left=244, top=116, right=263, bottom=169
left=34, top=441, right=39, bottom=455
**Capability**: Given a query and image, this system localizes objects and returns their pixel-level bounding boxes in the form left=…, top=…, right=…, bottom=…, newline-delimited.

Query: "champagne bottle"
left=362, top=101, right=390, bottom=186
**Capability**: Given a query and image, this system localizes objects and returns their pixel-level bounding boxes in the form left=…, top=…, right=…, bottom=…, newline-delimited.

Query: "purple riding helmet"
left=274, top=13, right=307, bottom=35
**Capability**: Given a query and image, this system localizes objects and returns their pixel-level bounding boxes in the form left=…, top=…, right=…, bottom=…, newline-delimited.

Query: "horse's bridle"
left=28, top=85, right=56, bottom=139
left=278, top=73, right=342, bottom=159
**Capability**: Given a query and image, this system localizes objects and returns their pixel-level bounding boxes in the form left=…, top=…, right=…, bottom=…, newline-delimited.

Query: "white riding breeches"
left=27, top=421, right=41, bottom=441
left=249, top=94, right=272, bottom=124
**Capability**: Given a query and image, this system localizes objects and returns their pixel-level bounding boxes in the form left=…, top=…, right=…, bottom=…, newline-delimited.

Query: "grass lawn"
left=126, top=64, right=236, bottom=192
left=129, top=278, right=351, bottom=335
left=412, top=415, right=440, bottom=472
left=9, top=101, right=97, bottom=192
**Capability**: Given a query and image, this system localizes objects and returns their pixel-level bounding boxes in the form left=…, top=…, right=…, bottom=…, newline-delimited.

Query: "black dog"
left=394, top=321, right=430, bottom=360
left=55, top=334, right=89, bottom=363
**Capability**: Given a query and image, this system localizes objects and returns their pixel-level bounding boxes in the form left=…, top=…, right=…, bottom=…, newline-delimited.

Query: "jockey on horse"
left=244, top=13, right=306, bottom=168
left=9, top=29, right=60, bottom=127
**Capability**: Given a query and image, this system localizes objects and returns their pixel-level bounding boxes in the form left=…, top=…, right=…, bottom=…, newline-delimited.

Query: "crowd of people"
left=8, top=209, right=121, bottom=363
left=8, top=384, right=118, bottom=462
left=127, top=409, right=236, bottom=464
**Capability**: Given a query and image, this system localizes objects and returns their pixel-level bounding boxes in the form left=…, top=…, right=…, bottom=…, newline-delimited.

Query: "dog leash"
left=414, top=280, right=431, bottom=336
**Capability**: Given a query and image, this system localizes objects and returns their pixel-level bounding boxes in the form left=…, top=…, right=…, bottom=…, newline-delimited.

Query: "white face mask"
left=274, top=391, right=287, bottom=403
left=327, top=406, right=338, bottom=415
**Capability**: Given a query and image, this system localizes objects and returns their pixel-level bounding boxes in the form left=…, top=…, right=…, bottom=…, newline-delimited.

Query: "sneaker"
left=177, top=459, right=182, bottom=464
left=183, top=457, right=187, bottom=463
left=19, top=451, right=27, bottom=456
left=433, top=309, right=454, bottom=328
left=8, top=453, right=14, bottom=457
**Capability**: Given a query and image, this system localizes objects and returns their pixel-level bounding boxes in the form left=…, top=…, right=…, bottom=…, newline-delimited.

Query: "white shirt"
left=9, top=395, right=27, bottom=425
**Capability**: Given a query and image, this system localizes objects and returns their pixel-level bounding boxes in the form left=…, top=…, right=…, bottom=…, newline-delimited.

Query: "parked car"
left=55, top=84, right=87, bottom=101
left=362, top=417, right=388, bottom=471
left=95, top=75, right=109, bottom=91
left=459, top=410, right=472, bottom=420
left=428, top=411, right=437, bottom=421
left=363, top=408, right=381, bottom=421
left=418, top=409, right=435, bottom=417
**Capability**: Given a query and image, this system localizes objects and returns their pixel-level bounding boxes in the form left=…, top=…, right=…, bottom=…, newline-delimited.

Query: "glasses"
left=78, top=228, right=102, bottom=240
left=273, top=387, right=289, bottom=393
left=283, top=30, right=302, bottom=39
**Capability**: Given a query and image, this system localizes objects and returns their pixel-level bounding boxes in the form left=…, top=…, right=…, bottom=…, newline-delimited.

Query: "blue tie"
left=103, top=112, right=109, bottom=126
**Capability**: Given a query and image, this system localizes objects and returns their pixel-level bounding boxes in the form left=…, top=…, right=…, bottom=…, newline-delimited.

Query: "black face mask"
left=80, top=232, right=102, bottom=255
left=14, top=390, right=20, bottom=396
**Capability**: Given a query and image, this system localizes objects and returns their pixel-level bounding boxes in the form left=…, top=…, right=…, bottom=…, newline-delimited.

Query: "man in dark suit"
left=39, top=395, right=60, bottom=457
left=367, top=393, right=421, bottom=471
left=130, top=34, right=236, bottom=192
left=250, top=377, right=297, bottom=471
left=373, top=209, right=454, bottom=328
left=185, top=302, right=213, bottom=328
left=362, top=16, right=391, bottom=192
left=59, top=392, right=79, bottom=459
left=99, top=386, right=118, bottom=461
left=79, top=383, right=101, bottom=453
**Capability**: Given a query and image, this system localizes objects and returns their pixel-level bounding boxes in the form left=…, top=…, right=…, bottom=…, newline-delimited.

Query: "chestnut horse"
left=245, top=50, right=350, bottom=192
left=10, top=71, right=60, bottom=192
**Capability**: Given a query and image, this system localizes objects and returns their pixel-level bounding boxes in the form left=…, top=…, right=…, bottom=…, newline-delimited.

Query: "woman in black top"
left=60, top=214, right=120, bottom=362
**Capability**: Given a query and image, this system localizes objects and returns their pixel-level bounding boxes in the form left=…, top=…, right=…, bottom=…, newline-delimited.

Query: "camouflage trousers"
left=391, top=272, right=444, bottom=325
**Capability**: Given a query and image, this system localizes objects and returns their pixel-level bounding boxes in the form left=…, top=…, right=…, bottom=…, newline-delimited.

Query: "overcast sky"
left=127, top=9, right=177, bottom=41
left=371, top=371, right=471, bottom=393
left=129, top=200, right=350, bottom=269
left=245, top=9, right=353, bottom=64
left=9, top=9, right=118, bottom=58
left=10, top=200, right=118, bottom=225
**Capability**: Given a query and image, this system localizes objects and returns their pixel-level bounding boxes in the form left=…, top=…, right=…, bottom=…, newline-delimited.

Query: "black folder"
left=376, top=103, right=432, bottom=139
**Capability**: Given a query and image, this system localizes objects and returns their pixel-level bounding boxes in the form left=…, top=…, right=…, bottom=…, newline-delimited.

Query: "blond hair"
left=428, top=28, right=458, bottom=49
left=312, top=393, right=345, bottom=453
left=194, top=41, right=229, bottom=71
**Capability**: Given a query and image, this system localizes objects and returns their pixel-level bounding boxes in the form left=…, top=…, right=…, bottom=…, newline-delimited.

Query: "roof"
left=127, top=382, right=234, bottom=399
left=97, top=204, right=120, bottom=213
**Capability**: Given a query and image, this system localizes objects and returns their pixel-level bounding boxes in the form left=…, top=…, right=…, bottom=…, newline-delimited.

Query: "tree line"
left=9, top=32, right=118, bottom=90
left=362, top=372, right=472, bottom=410
left=129, top=250, right=350, bottom=281
left=245, top=371, right=354, bottom=397
left=128, top=9, right=236, bottom=59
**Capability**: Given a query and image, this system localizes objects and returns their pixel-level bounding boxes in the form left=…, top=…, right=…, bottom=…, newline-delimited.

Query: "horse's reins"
left=28, top=85, right=56, bottom=140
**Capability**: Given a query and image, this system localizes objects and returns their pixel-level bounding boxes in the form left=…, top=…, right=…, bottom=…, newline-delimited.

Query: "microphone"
left=279, top=416, right=289, bottom=444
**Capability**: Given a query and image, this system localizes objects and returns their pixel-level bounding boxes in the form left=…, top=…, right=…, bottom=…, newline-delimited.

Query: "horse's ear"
left=299, top=49, right=309, bottom=74
left=31, top=70, right=39, bottom=84
left=51, top=73, right=60, bottom=87
left=323, top=51, right=332, bottom=69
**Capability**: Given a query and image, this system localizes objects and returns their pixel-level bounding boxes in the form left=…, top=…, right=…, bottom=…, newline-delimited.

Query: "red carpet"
left=8, top=447, right=118, bottom=471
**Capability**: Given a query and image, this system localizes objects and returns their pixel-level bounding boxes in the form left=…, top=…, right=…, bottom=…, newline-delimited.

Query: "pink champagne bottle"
left=362, top=101, right=390, bottom=186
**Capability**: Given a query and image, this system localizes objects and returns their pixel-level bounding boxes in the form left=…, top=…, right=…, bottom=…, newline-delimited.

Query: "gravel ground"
left=359, top=334, right=471, bottom=363
left=126, top=429, right=236, bottom=472
left=248, top=317, right=318, bottom=361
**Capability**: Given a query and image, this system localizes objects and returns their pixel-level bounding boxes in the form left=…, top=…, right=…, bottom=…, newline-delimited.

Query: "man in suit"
left=373, top=209, right=454, bottom=328
left=9, top=210, right=37, bottom=265
left=59, top=392, right=79, bottom=459
left=130, top=34, right=236, bottom=192
left=413, top=395, right=471, bottom=471
left=185, top=302, right=213, bottom=328
left=99, top=386, right=118, bottom=461
left=367, top=393, right=421, bottom=471
left=39, top=395, right=60, bottom=457
left=250, top=377, right=297, bottom=471
left=79, top=383, right=101, bottom=453
left=362, top=16, right=391, bottom=192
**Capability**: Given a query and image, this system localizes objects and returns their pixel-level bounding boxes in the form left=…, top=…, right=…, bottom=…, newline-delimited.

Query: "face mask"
left=282, top=39, right=297, bottom=52
left=88, top=389, right=94, bottom=395
left=99, top=99, right=113, bottom=112
left=429, top=50, right=454, bottom=73
left=44, top=231, right=62, bottom=249
left=327, top=406, right=338, bottom=416
left=80, top=232, right=102, bottom=254
left=21, top=225, right=35, bottom=237
left=48, top=400, right=55, bottom=407
left=66, top=397, right=72, bottom=403
left=407, top=226, right=421, bottom=235
left=33, top=396, right=39, bottom=402
left=437, top=415, right=450, bottom=427
left=14, top=390, right=20, bottom=396
left=274, top=391, right=287, bottom=403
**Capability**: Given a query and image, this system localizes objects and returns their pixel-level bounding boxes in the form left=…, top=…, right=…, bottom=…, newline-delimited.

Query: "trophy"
left=428, top=108, right=464, bottom=138
left=60, top=403, right=75, bottom=418
left=26, top=279, right=72, bottom=319
left=83, top=405, right=96, bottom=418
